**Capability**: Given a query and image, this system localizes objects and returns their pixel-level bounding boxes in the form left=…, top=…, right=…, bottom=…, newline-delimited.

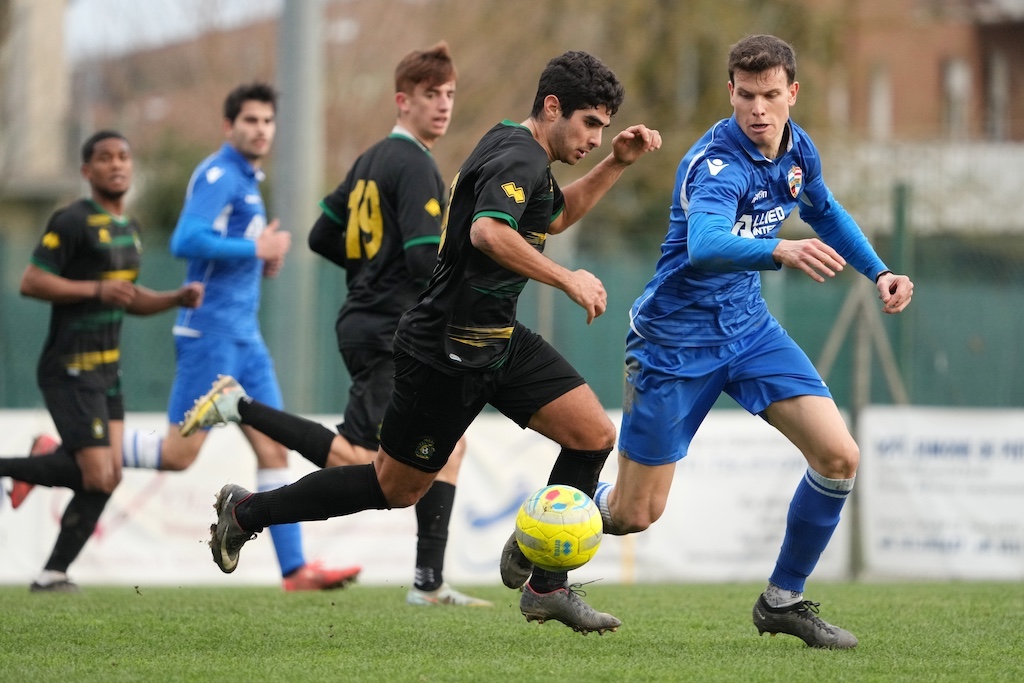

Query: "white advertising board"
left=859, top=406, right=1024, bottom=579
left=0, top=409, right=849, bottom=587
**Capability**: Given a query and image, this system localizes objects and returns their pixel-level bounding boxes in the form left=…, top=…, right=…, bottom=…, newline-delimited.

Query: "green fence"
left=1, top=233, right=1021, bottom=412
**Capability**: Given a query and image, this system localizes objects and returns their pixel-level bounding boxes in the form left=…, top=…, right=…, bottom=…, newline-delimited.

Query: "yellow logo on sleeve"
left=501, top=182, right=525, bottom=203
left=424, top=198, right=441, bottom=217
left=42, top=232, right=60, bottom=249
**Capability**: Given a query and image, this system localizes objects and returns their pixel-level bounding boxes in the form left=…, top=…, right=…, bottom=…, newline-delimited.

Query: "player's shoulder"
left=683, top=122, right=749, bottom=184
left=485, top=121, right=548, bottom=169
left=49, top=198, right=95, bottom=230
left=194, top=146, right=247, bottom=188
left=380, top=134, right=438, bottom=167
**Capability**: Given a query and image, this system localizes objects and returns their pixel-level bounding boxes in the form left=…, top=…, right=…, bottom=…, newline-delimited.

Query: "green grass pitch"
left=1, top=582, right=1021, bottom=682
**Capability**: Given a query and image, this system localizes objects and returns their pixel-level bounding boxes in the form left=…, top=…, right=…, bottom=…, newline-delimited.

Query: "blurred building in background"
left=1, top=0, right=1023, bottom=412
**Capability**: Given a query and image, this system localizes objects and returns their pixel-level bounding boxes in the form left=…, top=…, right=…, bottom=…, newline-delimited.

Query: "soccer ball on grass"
left=514, top=484, right=602, bottom=571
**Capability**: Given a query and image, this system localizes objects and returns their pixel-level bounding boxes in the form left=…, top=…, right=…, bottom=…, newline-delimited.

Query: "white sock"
left=256, top=467, right=293, bottom=491
left=35, top=569, right=68, bottom=586
left=122, top=429, right=163, bottom=469
left=594, top=481, right=624, bottom=535
left=763, top=582, right=803, bottom=608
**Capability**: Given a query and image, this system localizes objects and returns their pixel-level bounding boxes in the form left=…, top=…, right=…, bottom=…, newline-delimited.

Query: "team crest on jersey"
left=787, top=165, right=803, bottom=198
left=424, top=198, right=441, bottom=217
left=92, top=418, right=105, bottom=440
left=414, top=438, right=436, bottom=460
left=501, top=182, right=525, bottom=203
left=42, top=232, right=60, bottom=249
left=98, top=228, right=112, bottom=243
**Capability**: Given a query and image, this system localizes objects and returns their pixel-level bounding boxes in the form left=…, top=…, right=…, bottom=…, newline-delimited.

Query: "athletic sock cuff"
left=805, top=468, right=855, bottom=496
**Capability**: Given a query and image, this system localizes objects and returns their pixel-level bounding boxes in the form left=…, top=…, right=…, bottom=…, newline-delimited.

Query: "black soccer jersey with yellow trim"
left=31, top=199, right=142, bottom=390
left=394, top=121, right=565, bottom=373
left=321, top=132, right=445, bottom=350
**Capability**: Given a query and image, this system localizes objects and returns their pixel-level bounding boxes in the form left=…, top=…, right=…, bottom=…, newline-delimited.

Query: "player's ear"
left=544, top=94, right=561, bottom=121
left=395, top=90, right=410, bottom=113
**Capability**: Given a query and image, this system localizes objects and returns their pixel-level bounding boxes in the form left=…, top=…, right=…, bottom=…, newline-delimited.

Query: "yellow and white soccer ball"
left=514, top=484, right=603, bottom=571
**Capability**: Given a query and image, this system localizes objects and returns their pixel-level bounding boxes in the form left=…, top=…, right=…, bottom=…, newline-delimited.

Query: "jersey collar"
left=220, top=143, right=266, bottom=182
left=389, top=125, right=431, bottom=154
left=726, top=115, right=798, bottom=163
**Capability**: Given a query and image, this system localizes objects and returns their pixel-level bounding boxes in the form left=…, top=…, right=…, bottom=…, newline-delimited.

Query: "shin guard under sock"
left=237, top=463, right=388, bottom=531
left=769, top=468, right=855, bottom=593
left=0, top=446, right=83, bottom=490
left=413, top=481, right=455, bottom=591
left=43, top=491, right=111, bottom=572
left=546, top=446, right=612, bottom=498
left=237, top=398, right=334, bottom=469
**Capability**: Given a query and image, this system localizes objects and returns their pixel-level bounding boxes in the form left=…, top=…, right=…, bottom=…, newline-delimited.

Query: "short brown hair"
left=394, top=41, right=457, bottom=94
left=727, top=35, right=797, bottom=85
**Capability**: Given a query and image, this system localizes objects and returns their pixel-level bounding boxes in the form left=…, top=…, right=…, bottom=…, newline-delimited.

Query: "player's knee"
left=381, top=486, right=422, bottom=509
left=571, top=416, right=616, bottom=452
left=378, top=477, right=431, bottom=509
left=82, top=469, right=120, bottom=494
left=813, top=440, right=860, bottom=479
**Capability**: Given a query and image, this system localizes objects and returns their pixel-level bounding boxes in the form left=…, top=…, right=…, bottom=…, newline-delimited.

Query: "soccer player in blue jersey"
left=206, top=52, right=661, bottom=634
left=119, top=83, right=360, bottom=591
left=0, top=131, right=203, bottom=591
left=567, top=35, right=911, bottom=648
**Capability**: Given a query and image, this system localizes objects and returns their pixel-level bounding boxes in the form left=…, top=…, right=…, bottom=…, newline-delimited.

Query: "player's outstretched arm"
left=127, top=281, right=204, bottom=315
left=19, top=264, right=135, bottom=307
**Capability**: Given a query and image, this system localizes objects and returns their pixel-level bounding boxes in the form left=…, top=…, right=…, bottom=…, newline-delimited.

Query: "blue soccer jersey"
left=629, top=116, right=886, bottom=347
left=170, top=143, right=267, bottom=340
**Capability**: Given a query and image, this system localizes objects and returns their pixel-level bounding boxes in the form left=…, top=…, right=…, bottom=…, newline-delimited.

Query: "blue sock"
left=769, top=468, right=854, bottom=593
left=257, top=468, right=305, bottom=577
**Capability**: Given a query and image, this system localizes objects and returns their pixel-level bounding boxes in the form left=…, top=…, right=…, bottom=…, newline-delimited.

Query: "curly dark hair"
left=530, top=51, right=624, bottom=119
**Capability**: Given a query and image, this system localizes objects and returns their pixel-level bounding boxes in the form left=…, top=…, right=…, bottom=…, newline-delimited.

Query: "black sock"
left=0, top=446, right=83, bottom=490
left=546, top=446, right=612, bottom=498
left=528, top=447, right=613, bottom=593
left=413, top=481, right=455, bottom=591
left=237, top=463, right=388, bottom=530
left=43, top=491, right=110, bottom=573
left=529, top=567, right=572, bottom=593
left=237, top=397, right=334, bottom=469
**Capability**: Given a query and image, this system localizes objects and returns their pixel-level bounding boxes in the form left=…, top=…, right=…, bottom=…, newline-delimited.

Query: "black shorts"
left=41, top=382, right=125, bottom=451
left=337, top=347, right=394, bottom=450
left=379, top=323, right=585, bottom=473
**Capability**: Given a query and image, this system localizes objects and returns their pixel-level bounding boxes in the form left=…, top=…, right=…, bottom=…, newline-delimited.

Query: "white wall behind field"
left=0, top=407, right=1020, bottom=588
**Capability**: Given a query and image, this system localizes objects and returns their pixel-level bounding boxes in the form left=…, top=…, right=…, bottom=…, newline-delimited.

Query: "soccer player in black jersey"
left=186, top=43, right=488, bottom=606
left=0, top=131, right=203, bottom=592
left=207, top=51, right=660, bottom=633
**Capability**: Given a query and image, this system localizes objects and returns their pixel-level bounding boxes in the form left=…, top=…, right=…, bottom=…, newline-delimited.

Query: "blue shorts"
left=167, top=332, right=283, bottom=424
left=618, top=317, right=831, bottom=466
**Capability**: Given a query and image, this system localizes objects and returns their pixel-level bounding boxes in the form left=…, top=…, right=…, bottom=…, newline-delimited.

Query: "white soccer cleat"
left=406, top=583, right=493, bottom=607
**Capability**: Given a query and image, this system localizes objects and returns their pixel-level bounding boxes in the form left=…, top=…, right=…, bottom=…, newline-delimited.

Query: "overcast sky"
left=64, top=0, right=283, bottom=60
